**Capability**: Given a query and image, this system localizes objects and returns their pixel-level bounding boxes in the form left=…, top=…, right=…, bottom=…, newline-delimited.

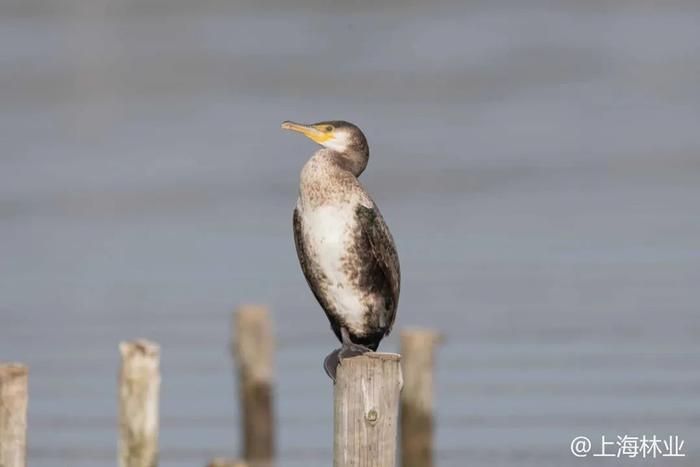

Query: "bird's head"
left=282, top=120, right=369, bottom=175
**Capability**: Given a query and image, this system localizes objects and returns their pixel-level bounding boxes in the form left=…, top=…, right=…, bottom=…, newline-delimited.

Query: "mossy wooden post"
left=334, top=353, right=402, bottom=467
left=0, top=363, right=28, bottom=467
left=232, top=306, right=274, bottom=465
left=400, top=329, right=441, bottom=467
left=119, top=340, right=160, bottom=467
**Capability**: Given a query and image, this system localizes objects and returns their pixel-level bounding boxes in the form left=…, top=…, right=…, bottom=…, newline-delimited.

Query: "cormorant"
left=281, top=120, right=400, bottom=381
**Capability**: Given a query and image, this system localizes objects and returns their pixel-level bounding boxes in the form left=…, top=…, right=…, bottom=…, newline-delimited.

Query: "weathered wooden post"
left=232, top=305, right=274, bottom=466
left=207, top=458, right=248, bottom=467
left=0, top=363, right=28, bottom=467
left=400, top=329, right=441, bottom=467
left=119, top=340, right=160, bottom=467
left=334, top=353, right=402, bottom=467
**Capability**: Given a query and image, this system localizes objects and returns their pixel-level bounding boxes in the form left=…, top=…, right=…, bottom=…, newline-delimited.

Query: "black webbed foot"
left=323, top=327, right=374, bottom=382
left=339, top=342, right=372, bottom=360
left=323, top=348, right=341, bottom=382
left=323, top=339, right=373, bottom=383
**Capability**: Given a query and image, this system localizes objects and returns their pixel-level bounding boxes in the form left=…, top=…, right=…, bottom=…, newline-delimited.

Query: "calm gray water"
left=2, top=1, right=700, bottom=466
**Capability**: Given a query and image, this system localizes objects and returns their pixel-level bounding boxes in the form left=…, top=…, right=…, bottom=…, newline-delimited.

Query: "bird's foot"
left=323, top=343, right=373, bottom=383
left=323, top=348, right=341, bottom=382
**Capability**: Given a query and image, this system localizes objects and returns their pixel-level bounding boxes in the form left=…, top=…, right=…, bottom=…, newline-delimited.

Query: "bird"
left=281, top=120, right=400, bottom=382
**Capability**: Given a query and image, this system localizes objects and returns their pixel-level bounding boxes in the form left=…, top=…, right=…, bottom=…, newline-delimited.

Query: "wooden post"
left=232, top=306, right=274, bottom=465
left=334, top=353, right=402, bottom=467
left=119, top=340, right=160, bottom=467
left=207, top=458, right=248, bottom=467
left=400, top=329, right=441, bottom=467
left=0, top=363, right=28, bottom=467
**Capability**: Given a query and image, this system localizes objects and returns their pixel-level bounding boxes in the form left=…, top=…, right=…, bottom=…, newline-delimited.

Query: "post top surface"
left=401, top=328, right=442, bottom=338
left=119, top=339, right=160, bottom=357
left=236, top=304, right=269, bottom=316
left=0, top=362, right=28, bottom=378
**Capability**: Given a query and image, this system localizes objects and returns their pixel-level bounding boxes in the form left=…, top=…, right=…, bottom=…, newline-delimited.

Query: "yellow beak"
left=281, top=121, right=331, bottom=144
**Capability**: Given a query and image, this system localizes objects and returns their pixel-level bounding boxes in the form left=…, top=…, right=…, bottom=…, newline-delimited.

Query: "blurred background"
left=2, top=0, right=700, bottom=466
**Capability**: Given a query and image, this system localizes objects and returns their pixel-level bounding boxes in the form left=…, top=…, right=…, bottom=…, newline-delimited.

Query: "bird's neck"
left=328, top=149, right=368, bottom=177
left=299, top=151, right=367, bottom=209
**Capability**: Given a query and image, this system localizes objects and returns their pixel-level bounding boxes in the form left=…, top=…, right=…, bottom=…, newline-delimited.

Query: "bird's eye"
left=325, top=126, right=334, bottom=132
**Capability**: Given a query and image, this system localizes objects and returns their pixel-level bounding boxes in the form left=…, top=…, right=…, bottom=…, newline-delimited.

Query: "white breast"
left=300, top=201, right=366, bottom=330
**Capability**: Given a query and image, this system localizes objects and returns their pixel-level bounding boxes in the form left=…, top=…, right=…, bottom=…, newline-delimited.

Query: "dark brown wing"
left=355, top=204, right=401, bottom=334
